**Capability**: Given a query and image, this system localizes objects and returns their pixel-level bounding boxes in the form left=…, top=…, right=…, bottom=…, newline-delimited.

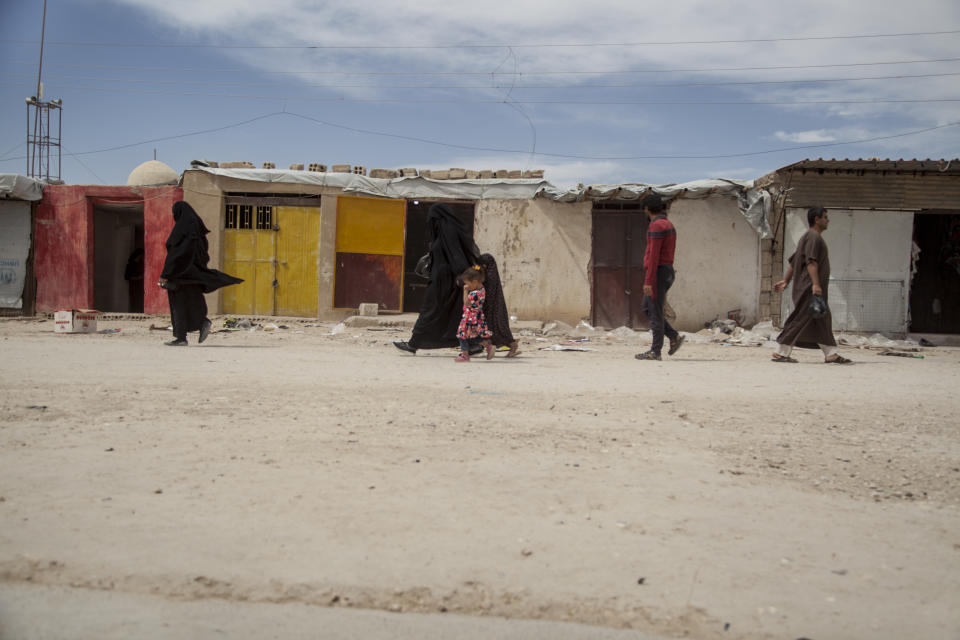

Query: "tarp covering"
left=186, top=169, right=773, bottom=238
left=0, top=174, right=44, bottom=201
left=540, top=178, right=773, bottom=238
left=0, top=201, right=31, bottom=308
left=186, top=168, right=549, bottom=200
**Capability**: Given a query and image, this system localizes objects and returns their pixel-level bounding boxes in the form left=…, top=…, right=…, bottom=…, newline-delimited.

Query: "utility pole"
left=25, top=0, right=63, bottom=182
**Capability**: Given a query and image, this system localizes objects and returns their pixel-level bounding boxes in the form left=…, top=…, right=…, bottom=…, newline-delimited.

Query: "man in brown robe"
left=772, top=206, right=852, bottom=364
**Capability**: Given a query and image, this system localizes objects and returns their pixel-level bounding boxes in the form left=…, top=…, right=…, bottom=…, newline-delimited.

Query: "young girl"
left=455, top=265, right=494, bottom=362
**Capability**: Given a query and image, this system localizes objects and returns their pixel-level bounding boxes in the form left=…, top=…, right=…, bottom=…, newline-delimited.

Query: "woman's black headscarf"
left=161, top=201, right=243, bottom=293
left=406, top=203, right=480, bottom=350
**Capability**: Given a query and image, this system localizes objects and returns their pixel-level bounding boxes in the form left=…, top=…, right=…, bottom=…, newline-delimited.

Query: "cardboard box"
left=54, top=309, right=99, bottom=333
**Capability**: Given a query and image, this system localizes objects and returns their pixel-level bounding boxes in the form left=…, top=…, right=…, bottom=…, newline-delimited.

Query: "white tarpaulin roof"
left=186, top=169, right=772, bottom=238
left=0, top=174, right=44, bottom=201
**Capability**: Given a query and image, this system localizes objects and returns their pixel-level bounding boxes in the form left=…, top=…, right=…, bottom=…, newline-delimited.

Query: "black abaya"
left=478, top=253, right=515, bottom=348
left=406, top=204, right=479, bottom=350
left=161, top=201, right=242, bottom=340
left=161, top=201, right=243, bottom=293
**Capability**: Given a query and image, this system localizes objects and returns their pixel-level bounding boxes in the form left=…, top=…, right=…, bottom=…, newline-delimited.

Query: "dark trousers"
left=642, top=265, right=678, bottom=355
left=458, top=337, right=481, bottom=352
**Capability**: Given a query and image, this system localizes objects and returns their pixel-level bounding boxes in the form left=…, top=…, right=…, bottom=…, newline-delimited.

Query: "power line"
left=0, top=111, right=955, bottom=163
left=3, top=29, right=959, bottom=49
left=15, top=83, right=960, bottom=105
left=3, top=70, right=958, bottom=90
left=5, top=56, right=960, bottom=77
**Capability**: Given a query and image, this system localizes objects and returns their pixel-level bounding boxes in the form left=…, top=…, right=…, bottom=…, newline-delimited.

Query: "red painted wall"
left=142, top=186, right=181, bottom=315
left=34, top=185, right=182, bottom=314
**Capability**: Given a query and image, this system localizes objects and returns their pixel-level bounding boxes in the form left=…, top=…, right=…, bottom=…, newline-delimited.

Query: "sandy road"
left=0, top=317, right=958, bottom=639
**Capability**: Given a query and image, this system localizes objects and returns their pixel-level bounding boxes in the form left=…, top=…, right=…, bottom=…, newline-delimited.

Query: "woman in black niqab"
left=159, top=201, right=243, bottom=346
left=394, top=203, right=479, bottom=352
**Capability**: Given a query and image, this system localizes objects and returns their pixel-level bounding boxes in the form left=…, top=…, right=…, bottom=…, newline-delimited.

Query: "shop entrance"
left=93, top=201, right=144, bottom=312
left=910, top=211, right=960, bottom=333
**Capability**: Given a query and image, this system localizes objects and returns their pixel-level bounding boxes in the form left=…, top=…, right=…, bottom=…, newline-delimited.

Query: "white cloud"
left=774, top=130, right=836, bottom=143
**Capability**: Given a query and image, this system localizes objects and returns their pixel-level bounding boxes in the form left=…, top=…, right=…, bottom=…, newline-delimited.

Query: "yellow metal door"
left=334, top=196, right=406, bottom=311
left=275, top=206, right=322, bottom=316
left=223, top=213, right=276, bottom=315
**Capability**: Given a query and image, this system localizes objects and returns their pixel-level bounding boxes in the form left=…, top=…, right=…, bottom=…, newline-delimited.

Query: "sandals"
left=635, top=351, right=661, bottom=361
left=771, top=354, right=797, bottom=363
left=455, top=352, right=470, bottom=363
left=825, top=355, right=853, bottom=364
left=484, top=341, right=495, bottom=360
left=668, top=334, right=685, bottom=356
left=506, top=341, right=521, bottom=358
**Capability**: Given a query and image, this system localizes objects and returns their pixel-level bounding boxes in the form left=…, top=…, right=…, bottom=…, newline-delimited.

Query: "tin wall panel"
left=333, top=253, right=402, bottom=311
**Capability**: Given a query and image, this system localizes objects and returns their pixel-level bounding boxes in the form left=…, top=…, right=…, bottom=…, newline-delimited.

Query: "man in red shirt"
left=636, top=194, right=683, bottom=361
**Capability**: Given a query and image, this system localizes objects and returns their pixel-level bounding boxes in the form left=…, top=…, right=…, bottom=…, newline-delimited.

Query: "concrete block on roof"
left=289, top=163, right=305, bottom=171
left=399, top=167, right=418, bottom=177
left=262, top=162, right=276, bottom=169
left=523, top=169, right=545, bottom=179
left=221, top=161, right=255, bottom=169
left=507, top=170, right=523, bottom=179
left=308, top=163, right=327, bottom=172
left=431, top=170, right=450, bottom=180
left=465, top=170, right=480, bottom=179
left=370, top=169, right=399, bottom=179
left=331, top=164, right=351, bottom=173
left=352, top=165, right=367, bottom=176
left=479, top=170, right=494, bottom=179
left=494, top=170, right=508, bottom=178
left=448, top=168, right=466, bottom=179
left=419, top=169, right=432, bottom=178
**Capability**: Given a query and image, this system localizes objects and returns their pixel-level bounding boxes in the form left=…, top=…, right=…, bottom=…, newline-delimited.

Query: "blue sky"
left=1, top=0, right=958, bottom=189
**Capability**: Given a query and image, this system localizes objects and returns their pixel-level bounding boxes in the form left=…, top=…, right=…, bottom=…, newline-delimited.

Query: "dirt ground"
left=0, top=315, right=958, bottom=640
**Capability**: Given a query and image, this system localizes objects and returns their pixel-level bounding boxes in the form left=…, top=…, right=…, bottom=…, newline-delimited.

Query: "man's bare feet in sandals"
left=825, top=354, right=853, bottom=364
left=771, top=353, right=797, bottom=363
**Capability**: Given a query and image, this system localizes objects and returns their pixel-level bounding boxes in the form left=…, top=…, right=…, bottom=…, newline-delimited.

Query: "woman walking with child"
left=455, top=265, right=494, bottom=362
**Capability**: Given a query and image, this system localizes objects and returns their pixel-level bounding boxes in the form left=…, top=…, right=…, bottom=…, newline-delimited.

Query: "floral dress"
left=457, top=288, right=492, bottom=340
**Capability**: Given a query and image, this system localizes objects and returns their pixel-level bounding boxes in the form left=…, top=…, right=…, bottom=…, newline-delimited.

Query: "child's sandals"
left=455, top=352, right=470, bottom=363
left=484, top=341, right=495, bottom=360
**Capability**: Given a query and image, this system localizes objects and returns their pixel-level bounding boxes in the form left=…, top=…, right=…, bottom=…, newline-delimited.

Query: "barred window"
left=225, top=204, right=238, bottom=229
left=255, top=206, right=273, bottom=230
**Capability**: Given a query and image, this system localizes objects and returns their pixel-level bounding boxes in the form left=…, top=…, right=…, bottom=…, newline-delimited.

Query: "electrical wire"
left=3, top=70, right=958, bottom=90
left=2, top=111, right=954, bottom=164
left=5, top=57, right=960, bottom=77
left=10, top=83, right=958, bottom=104
left=3, top=28, right=959, bottom=49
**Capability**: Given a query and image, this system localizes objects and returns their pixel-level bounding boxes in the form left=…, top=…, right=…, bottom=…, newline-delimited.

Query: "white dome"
left=127, top=160, right=178, bottom=186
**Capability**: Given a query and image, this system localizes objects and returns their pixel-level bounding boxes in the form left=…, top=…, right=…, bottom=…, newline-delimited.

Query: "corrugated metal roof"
left=777, top=158, right=960, bottom=175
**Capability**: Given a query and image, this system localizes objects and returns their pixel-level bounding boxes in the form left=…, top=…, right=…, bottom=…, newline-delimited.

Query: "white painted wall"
left=474, top=198, right=592, bottom=324
left=668, top=198, right=761, bottom=331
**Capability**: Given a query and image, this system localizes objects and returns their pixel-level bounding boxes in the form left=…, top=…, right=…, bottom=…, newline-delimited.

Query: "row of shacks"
left=2, top=158, right=959, bottom=335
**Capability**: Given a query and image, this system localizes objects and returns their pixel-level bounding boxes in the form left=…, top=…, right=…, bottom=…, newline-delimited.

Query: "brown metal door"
left=592, top=203, right=649, bottom=329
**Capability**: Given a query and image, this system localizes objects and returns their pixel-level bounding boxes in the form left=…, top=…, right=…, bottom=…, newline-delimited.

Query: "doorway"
left=93, top=201, right=144, bottom=313
left=401, top=201, right=475, bottom=313
left=909, top=211, right=960, bottom=333
left=591, top=202, right=649, bottom=329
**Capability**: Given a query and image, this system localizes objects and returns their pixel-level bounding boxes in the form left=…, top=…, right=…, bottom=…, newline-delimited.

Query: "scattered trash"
left=637, top=577, right=646, bottom=585
left=571, top=320, right=597, bottom=337
left=97, top=328, right=121, bottom=334
left=105, top=447, right=114, bottom=452
left=538, top=344, right=595, bottom=351
left=606, top=326, right=638, bottom=340
left=26, top=405, right=47, bottom=410
left=919, top=337, right=937, bottom=347
left=541, top=320, right=573, bottom=336
left=705, top=318, right=738, bottom=334
left=838, top=333, right=918, bottom=349
left=149, top=324, right=171, bottom=332
left=563, top=338, right=590, bottom=344
left=262, top=323, right=279, bottom=331
left=879, top=350, right=924, bottom=359
left=749, top=320, right=777, bottom=341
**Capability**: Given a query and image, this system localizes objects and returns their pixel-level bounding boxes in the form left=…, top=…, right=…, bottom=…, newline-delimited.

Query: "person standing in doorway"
left=772, top=206, right=852, bottom=364
left=158, top=201, right=243, bottom=346
left=636, top=193, right=683, bottom=361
